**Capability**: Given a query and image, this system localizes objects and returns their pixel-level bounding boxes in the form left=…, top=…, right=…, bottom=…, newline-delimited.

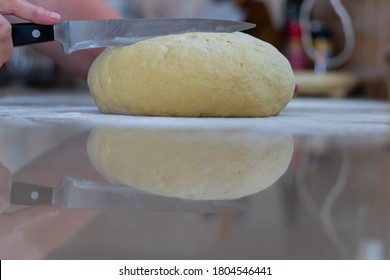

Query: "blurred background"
left=1, top=1, right=390, bottom=260
left=0, top=0, right=389, bottom=100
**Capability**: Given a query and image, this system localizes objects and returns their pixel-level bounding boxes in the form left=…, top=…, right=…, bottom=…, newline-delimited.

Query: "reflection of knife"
left=11, top=19, right=255, bottom=54
left=10, top=176, right=246, bottom=213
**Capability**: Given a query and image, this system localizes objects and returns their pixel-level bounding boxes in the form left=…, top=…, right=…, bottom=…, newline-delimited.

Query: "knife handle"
left=11, top=23, right=55, bottom=47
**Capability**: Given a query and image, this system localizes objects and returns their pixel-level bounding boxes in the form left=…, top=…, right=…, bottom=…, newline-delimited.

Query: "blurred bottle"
left=6, top=47, right=58, bottom=87
left=311, top=20, right=334, bottom=74
left=0, top=66, right=11, bottom=88
left=201, top=0, right=245, bottom=21
left=106, top=0, right=138, bottom=18
left=284, top=0, right=310, bottom=70
left=236, top=0, right=280, bottom=49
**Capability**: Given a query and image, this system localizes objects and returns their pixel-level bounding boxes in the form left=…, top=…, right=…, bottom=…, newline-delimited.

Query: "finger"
left=0, top=160, right=13, bottom=213
left=0, top=0, right=60, bottom=24
left=0, top=205, right=59, bottom=235
left=0, top=14, right=12, bottom=67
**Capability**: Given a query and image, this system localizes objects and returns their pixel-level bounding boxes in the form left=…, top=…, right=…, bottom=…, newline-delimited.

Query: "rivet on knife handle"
left=11, top=23, right=55, bottom=47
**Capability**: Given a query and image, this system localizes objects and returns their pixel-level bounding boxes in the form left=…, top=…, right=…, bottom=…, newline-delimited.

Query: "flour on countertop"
left=0, top=94, right=389, bottom=138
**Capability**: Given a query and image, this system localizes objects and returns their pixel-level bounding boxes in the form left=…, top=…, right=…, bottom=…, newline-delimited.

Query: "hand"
left=0, top=0, right=60, bottom=67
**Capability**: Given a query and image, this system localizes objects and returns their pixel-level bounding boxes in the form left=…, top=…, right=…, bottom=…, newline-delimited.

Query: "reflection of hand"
left=0, top=161, right=58, bottom=236
left=0, top=205, right=59, bottom=236
left=0, top=161, right=12, bottom=214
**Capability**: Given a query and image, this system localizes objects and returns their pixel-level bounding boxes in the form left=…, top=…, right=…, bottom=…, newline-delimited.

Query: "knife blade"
left=10, top=176, right=246, bottom=213
left=11, top=18, right=256, bottom=54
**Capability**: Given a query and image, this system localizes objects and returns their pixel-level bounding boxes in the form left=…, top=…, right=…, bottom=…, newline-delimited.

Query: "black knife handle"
left=11, top=23, right=55, bottom=47
left=11, top=182, right=53, bottom=206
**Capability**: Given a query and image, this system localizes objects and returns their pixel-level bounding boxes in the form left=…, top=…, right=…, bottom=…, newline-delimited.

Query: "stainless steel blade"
left=53, top=19, right=256, bottom=54
left=11, top=176, right=247, bottom=213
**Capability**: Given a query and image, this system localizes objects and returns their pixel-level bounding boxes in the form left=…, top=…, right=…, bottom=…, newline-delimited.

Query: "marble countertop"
left=0, top=94, right=389, bottom=260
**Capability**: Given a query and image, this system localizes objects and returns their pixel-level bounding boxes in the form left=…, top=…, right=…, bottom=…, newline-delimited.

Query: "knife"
left=10, top=176, right=246, bottom=213
left=11, top=18, right=256, bottom=54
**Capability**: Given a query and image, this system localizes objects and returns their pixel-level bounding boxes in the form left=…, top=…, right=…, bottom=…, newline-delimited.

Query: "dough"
left=87, top=32, right=295, bottom=117
left=87, top=128, right=294, bottom=200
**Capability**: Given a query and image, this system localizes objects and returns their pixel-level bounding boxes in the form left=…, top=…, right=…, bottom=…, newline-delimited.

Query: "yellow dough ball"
left=88, top=32, right=295, bottom=117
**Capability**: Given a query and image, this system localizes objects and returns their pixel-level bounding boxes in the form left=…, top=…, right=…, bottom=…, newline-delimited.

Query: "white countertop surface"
left=0, top=94, right=389, bottom=138
left=0, top=94, right=389, bottom=260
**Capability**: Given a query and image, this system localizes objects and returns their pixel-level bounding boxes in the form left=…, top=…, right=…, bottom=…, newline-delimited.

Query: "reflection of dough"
left=87, top=32, right=295, bottom=117
left=87, top=128, right=293, bottom=200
